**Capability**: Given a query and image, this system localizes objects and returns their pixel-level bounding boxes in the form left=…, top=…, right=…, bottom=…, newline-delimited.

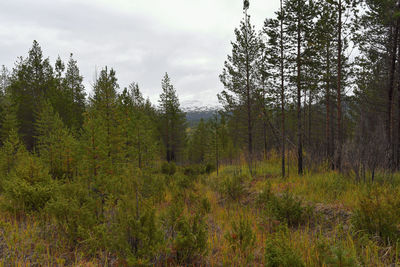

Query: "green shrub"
left=225, top=216, right=255, bottom=259
left=352, top=187, right=400, bottom=243
left=264, top=228, right=304, bottom=267
left=141, top=173, right=166, bottom=203
left=161, top=199, right=208, bottom=264
left=221, top=174, right=246, bottom=200
left=325, top=244, right=358, bottom=267
left=175, top=173, right=196, bottom=190
left=2, top=154, right=57, bottom=213
left=110, top=197, right=164, bottom=265
left=200, top=197, right=211, bottom=214
left=258, top=186, right=313, bottom=227
left=173, top=214, right=208, bottom=264
left=45, top=182, right=97, bottom=244
left=205, top=163, right=215, bottom=174
left=271, top=191, right=313, bottom=226
left=161, top=162, right=176, bottom=176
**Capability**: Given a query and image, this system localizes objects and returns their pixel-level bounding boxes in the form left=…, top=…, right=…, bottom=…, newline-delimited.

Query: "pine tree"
left=119, top=83, right=158, bottom=169
left=0, top=92, right=19, bottom=144
left=8, top=40, right=55, bottom=149
left=35, top=101, right=77, bottom=179
left=91, top=67, right=123, bottom=169
left=158, top=73, right=186, bottom=163
left=219, top=15, right=262, bottom=175
left=188, top=119, right=210, bottom=164
left=283, top=0, right=314, bottom=174
left=63, top=53, right=86, bottom=132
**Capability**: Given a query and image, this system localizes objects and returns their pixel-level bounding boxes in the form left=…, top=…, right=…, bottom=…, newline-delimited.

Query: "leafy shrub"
left=258, top=185, right=313, bottom=226
left=324, top=244, right=358, bottom=267
left=205, top=163, right=215, bottom=174
left=141, top=173, right=166, bottom=203
left=221, top=174, right=246, bottom=200
left=173, top=214, right=208, bottom=264
left=45, top=182, right=97, bottom=244
left=264, top=228, right=304, bottom=267
left=175, top=172, right=196, bottom=190
left=200, top=197, right=211, bottom=214
left=161, top=199, right=208, bottom=264
left=110, top=197, right=164, bottom=265
left=161, top=162, right=176, bottom=176
left=2, top=154, right=57, bottom=213
left=225, top=216, right=255, bottom=259
left=352, top=187, right=400, bottom=243
left=272, top=191, right=313, bottom=226
left=183, top=163, right=215, bottom=176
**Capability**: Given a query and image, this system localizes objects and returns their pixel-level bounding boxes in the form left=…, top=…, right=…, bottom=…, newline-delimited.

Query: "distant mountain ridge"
left=183, top=105, right=220, bottom=126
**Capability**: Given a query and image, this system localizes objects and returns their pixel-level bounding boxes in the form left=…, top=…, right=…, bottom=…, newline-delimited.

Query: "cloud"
left=0, top=0, right=278, bottom=107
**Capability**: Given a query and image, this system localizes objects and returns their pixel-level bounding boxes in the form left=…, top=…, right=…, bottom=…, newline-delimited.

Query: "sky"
left=0, top=0, right=279, bottom=107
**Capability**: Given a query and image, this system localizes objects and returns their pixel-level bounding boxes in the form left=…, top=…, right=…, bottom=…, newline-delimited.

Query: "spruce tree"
left=35, top=101, right=77, bottom=179
left=8, top=40, right=55, bottom=149
left=219, top=15, right=262, bottom=175
left=158, top=73, right=186, bottom=163
left=63, top=53, right=86, bottom=132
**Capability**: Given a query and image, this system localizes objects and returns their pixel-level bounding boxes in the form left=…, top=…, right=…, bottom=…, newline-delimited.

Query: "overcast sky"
left=0, top=0, right=279, bottom=107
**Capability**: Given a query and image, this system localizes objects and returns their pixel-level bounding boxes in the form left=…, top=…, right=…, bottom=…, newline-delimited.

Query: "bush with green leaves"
left=324, top=244, right=358, bottom=267
left=161, top=198, right=208, bottom=264
left=258, top=184, right=313, bottom=227
left=45, top=182, right=97, bottom=245
left=108, top=196, right=164, bottom=265
left=205, top=163, right=215, bottom=174
left=225, top=216, right=255, bottom=260
left=220, top=174, right=246, bottom=201
left=173, top=213, right=208, bottom=264
left=161, top=161, right=176, bottom=176
left=2, top=153, right=57, bottom=213
left=264, top=228, right=304, bottom=267
left=140, top=172, right=166, bottom=203
left=352, top=186, right=400, bottom=244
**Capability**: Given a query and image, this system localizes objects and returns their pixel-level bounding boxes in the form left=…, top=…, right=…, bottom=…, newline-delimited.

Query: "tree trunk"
left=396, top=12, right=400, bottom=169
left=336, top=0, right=343, bottom=171
left=297, top=2, right=303, bottom=175
left=326, top=41, right=334, bottom=169
left=245, top=14, right=253, bottom=175
left=280, top=0, right=286, bottom=178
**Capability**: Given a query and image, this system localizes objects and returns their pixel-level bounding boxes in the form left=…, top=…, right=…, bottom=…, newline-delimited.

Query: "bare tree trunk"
left=336, top=0, right=343, bottom=171
left=280, top=0, right=286, bottom=178
left=396, top=12, right=400, bottom=169
left=326, top=41, right=332, bottom=169
left=308, top=88, right=312, bottom=147
left=245, top=14, right=253, bottom=175
left=297, top=2, right=303, bottom=175
left=215, top=113, right=219, bottom=176
left=387, top=24, right=399, bottom=170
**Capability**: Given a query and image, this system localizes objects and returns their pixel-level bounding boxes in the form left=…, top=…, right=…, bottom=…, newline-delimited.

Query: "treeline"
left=213, top=0, right=400, bottom=180
left=0, top=41, right=214, bottom=265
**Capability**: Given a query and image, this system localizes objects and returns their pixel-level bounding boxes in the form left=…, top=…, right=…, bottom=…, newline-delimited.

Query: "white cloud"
left=0, top=0, right=279, bottom=107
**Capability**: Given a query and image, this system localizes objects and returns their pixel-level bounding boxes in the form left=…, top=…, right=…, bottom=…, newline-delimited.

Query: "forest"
left=0, top=0, right=400, bottom=266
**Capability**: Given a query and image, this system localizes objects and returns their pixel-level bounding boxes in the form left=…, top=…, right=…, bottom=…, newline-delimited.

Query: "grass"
left=1, top=158, right=400, bottom=266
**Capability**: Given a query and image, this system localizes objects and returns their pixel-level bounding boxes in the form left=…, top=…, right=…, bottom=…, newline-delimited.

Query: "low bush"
left=352, top=187, right=400, bottom=244
left=173, top=213, right=208, bottom=264
left=220, top=174, right=246, bottom=201
left=161, top=162, right=176, bottom=176
left=258, top=184, right=313, bottom=226
left=264, top=228, right=304, bottom=267
left=225, top=216, right=255, bottom=260
left=2, top=154, right=57, bottom=213
left=45, top=182, right=97, bottom=245
left=110, top=197, right=164, bottom=265
left=161, top=199, right=208, bottom=264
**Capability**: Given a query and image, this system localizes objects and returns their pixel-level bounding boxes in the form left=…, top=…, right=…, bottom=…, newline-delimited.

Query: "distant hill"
left=184, top=106, right=220, bottom=127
